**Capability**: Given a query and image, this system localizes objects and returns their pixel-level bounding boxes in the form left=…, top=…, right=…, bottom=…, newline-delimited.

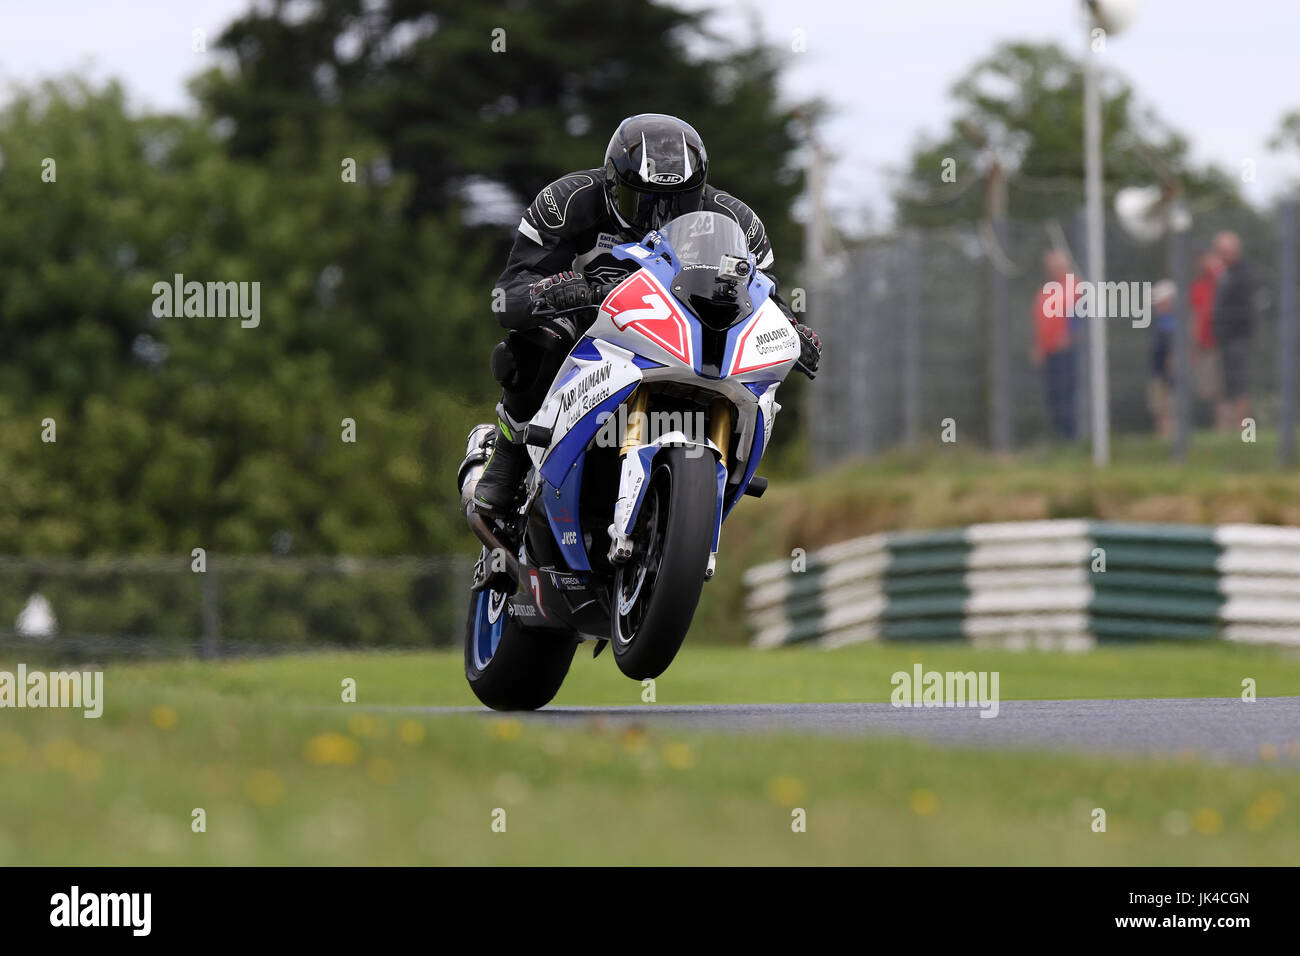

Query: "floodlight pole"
left=1083, top=2, right=1110, bottom=466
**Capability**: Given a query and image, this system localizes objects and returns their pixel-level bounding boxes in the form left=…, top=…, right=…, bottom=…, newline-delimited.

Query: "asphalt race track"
left=392, top=697, right=1300, bottom=766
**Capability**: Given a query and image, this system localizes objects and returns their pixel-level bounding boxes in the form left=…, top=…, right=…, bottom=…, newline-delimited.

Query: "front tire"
left=464, top=586, right=577, bottom=711
left=611, top=446, right=717, bottom=679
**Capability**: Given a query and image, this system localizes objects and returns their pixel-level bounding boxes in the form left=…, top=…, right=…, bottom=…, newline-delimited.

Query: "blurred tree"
left=1271, top=110, right=1300, bottom=151
left=0, top=0, right=824, bottom=561
left=190, top=0, right=811, bottom=267
left=893, top=42, right=1247, bottom=228
left=0, top=78, right=497, bottom=407
left=0, top=79, right=483, bottom=556
left=1270, top=109, right=1300, bottom=190
left=191, top=0, right=819, bottom=469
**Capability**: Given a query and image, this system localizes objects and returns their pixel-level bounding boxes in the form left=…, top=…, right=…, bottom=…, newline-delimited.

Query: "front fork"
left=606, top=389, right=731, bottom=579
left=607, top=387, right=651, bottom=563
left=704, top=397, right=731, bottom=580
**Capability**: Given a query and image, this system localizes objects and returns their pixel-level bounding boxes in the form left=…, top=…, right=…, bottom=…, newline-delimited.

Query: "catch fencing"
left=745, top=520, right=1300, bottom=650
left=0, top=553, right=473, bottom=660
left=806, top=200, right=1300, bottom=465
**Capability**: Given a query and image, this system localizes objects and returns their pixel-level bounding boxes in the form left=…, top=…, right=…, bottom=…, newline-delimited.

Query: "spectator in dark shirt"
left=1147, top=280, right=1177, bottom=439
left=1211, top=231, right=1255, bottom=430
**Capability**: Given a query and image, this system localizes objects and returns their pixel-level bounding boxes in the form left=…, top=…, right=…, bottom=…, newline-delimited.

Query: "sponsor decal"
left=711, top=193, right=744, bottom=225
left=549, top=572, right=587, bottom=591
left=600, top=272, right=692, bottom=365
left=527, top=570, right=549, bottom=620
left=535, top=175, right=594, bottom=229
left=558, top=363, right=613, bottom=416
left=585, top=264, right=631, bottom=286
left=509, top=601, right=538, bottom=619
left=753, top=328, right=791, bottom=355
left=730, top=310, right=796, bottom=375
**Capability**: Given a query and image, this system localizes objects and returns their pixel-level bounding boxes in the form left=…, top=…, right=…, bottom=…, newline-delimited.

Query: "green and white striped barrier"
left=743, top=521, right=1300, bottom=650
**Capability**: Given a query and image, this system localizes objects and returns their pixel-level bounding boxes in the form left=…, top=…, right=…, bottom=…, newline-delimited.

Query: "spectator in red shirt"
left=1031, top=249, right=1078, bottom=440
left=1188, top=250, right=1224, bottom=426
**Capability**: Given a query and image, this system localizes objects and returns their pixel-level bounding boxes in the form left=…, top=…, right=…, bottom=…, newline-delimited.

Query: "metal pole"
left=856, top=250, right=875, bottom=456
left=992, top=217, right=1013, bottom=452
left=821, top=282, right=845, bottom=463
left=804, top=131, right=829, bottom=468
left=201, top=560, right=221, bottom=659
left=1073, top=208, right=1092, bottom=442
left=1279, top=199, right=1298, bottom=467
left=1172, top=227, right=1192, bottom=461
left=1083, top=18, right=1110, bottom=466
left=903, top=229, right=922, bottom=449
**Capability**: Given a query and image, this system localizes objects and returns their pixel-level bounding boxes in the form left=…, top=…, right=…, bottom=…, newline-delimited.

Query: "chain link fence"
left=0, top=553, right=473, bottom=660
left=809, top=200, right=1300, bottom=465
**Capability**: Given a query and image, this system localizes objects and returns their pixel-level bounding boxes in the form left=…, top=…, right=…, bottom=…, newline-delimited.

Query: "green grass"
left=91, top=639, right=1300, bottom=707
left=2, top=643, right=1298, bottom=865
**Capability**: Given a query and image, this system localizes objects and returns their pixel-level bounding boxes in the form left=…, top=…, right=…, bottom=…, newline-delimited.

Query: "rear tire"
left=464, top=586, right=577, bottom=711
left=611, top=447, right=717, bottom=679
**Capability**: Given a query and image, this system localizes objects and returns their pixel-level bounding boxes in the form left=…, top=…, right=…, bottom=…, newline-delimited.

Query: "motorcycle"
left=457, top=210, right=810, bottom=710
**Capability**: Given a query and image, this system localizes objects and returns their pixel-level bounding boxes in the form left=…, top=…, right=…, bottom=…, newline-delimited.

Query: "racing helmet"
left=602, top=114, right=708, bottom=235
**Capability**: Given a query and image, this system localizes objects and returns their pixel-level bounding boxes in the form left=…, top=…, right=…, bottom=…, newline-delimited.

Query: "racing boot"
left=472, top=407, right=531, bottom=518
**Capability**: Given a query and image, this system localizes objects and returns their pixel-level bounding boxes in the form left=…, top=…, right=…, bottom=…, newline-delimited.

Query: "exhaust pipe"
left=466, top=510, right=522, bottom=584
left=459, top=424, right=522, bottom=586
left=457, top=423, right=496, bottom=513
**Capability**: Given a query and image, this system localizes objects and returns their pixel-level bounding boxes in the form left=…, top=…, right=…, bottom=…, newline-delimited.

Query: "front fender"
left=614, top=433, right=728, bottom=553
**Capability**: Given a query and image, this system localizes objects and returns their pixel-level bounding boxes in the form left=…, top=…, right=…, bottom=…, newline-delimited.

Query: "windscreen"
left=658, top=211, right=750, bottom=269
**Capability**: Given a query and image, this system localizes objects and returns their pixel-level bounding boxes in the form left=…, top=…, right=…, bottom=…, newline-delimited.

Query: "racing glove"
left=529, top=271, right=593, bottom=314
left=794, top=323, right=821, bottom=376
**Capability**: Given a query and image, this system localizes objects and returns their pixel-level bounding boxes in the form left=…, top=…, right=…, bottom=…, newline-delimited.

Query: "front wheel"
left=611, top=446, right=717, bottom=679
left=464, top=584, right=577, bottom=711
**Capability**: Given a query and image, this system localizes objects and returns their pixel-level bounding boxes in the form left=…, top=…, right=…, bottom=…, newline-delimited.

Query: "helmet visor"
left=613, top=181, right=705, bottom=235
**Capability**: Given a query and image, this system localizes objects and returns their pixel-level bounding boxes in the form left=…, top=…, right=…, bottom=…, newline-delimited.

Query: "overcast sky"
left=2, top=0, right=1297, bottom=224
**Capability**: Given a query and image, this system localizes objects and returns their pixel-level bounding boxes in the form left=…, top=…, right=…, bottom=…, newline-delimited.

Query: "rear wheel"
left=464, top=584, right=577, bottom=711
left=611, top=447, right=717, bottom=679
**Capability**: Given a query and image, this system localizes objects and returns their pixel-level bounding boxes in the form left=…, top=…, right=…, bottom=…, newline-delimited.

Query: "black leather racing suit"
left=489, top=169, right=789, bottom=425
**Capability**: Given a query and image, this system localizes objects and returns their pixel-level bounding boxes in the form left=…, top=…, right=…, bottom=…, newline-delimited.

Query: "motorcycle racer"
left=473, top=112, right=821, bottom=517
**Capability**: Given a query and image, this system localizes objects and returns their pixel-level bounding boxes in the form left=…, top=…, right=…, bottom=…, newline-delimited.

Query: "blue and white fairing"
left=527, top=211, right=800, bottom=573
